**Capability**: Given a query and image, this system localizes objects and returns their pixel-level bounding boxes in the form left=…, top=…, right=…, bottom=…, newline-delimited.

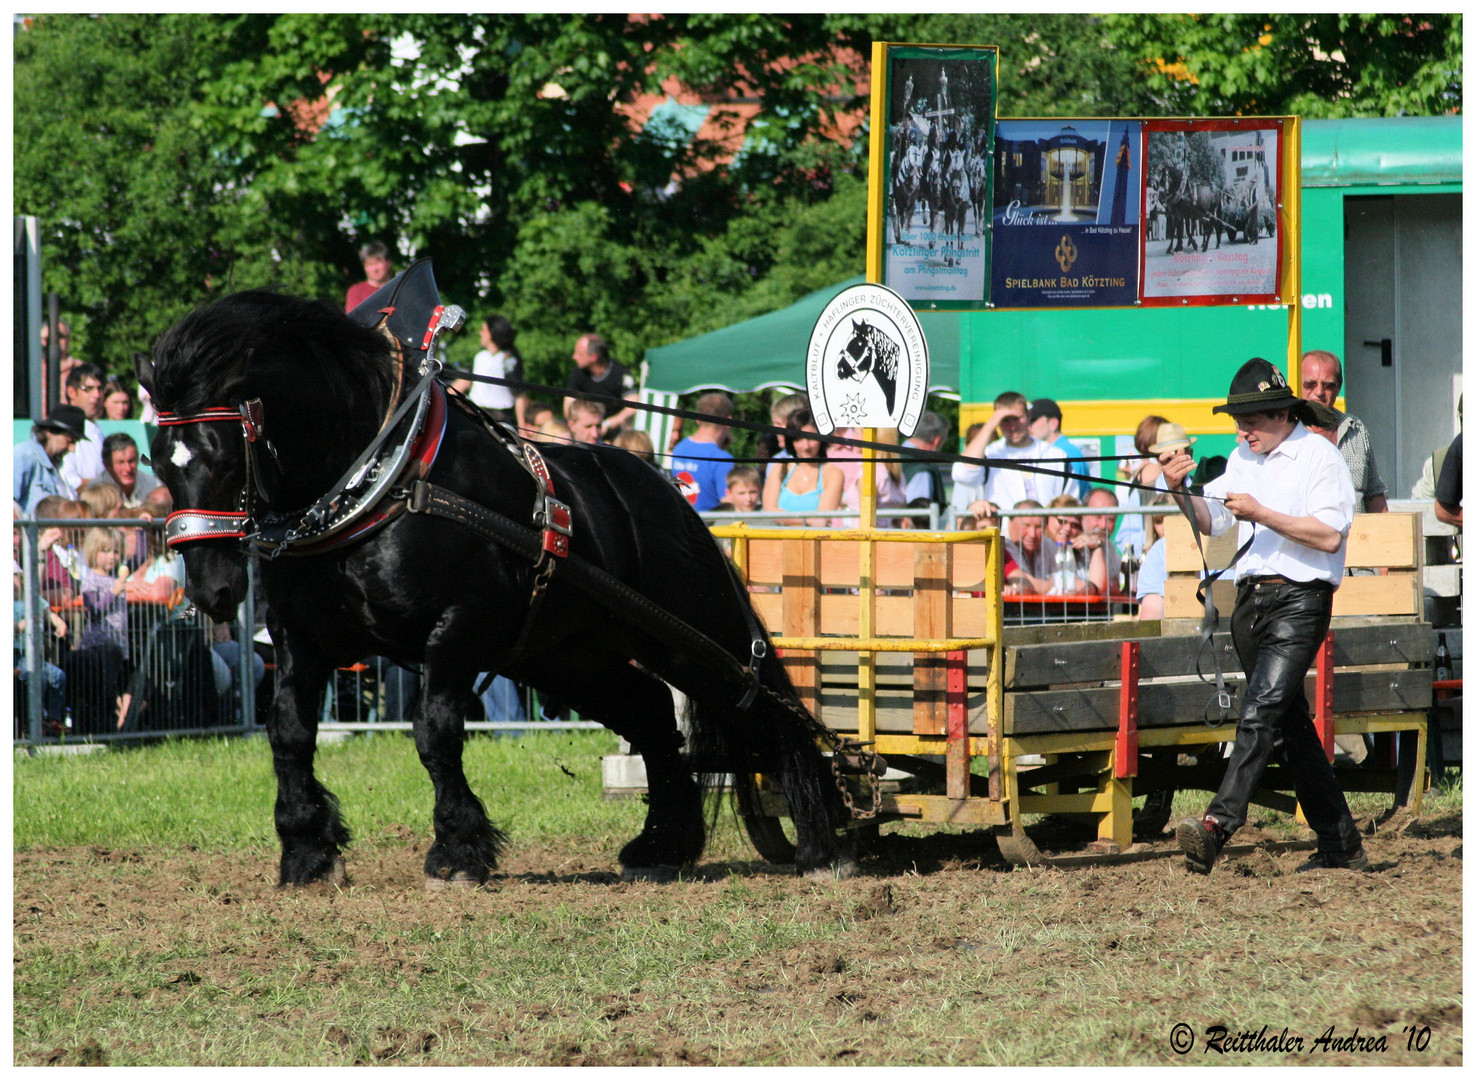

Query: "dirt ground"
left=14, top=808, right=1462, bottom=1066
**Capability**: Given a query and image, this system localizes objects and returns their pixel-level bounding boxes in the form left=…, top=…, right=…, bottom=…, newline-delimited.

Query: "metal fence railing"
left=15, top=517, right=257, bottom=744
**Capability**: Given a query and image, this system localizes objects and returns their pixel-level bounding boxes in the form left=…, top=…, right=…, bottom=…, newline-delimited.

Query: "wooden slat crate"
left=1162, top=512, right=1424, bottom=621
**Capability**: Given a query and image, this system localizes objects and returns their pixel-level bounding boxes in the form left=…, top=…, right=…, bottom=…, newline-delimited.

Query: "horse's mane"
left=151, top=289, right=396, bottom=416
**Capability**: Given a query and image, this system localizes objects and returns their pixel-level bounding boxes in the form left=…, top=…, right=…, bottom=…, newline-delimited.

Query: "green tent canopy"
left=643, top=275, right=961, bottom=395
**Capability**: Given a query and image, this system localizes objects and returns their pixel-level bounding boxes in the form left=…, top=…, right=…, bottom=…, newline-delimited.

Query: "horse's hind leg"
left=413, top=654, right=507, bottom=886
left=268, top=624, right=350, bottom=886
left=516, top=652, right=704, bottom=878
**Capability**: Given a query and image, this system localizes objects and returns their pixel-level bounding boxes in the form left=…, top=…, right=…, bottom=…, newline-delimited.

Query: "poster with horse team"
left=878, top=44, right=998, bottom=310
left=1139, top=118, right=1283, bottom=304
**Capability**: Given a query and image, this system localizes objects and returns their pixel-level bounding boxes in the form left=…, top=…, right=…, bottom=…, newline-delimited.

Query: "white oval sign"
left=805, top=282, right=930, bottom=437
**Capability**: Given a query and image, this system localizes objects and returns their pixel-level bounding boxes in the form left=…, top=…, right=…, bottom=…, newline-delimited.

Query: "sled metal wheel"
left=1132, top=787, right=1176, bottom=840
left=735, top=780, right=797, bottom=865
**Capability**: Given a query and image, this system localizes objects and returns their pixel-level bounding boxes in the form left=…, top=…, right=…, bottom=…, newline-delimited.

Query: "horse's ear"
left=134, top=351, right=156, bottom=394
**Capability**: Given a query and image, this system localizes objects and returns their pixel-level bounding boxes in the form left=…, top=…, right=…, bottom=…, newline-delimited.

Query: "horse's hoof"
left=803, top=856, right=860, bottom=882
left=327, top=855, right=348, bottom=887
left=620, top=865, right=683, bottom=883
left=424, top=871, right=482, bottom=891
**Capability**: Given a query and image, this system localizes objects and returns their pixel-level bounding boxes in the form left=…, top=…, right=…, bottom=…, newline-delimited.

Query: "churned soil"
left=14, top=807, right=1462, bottom=1066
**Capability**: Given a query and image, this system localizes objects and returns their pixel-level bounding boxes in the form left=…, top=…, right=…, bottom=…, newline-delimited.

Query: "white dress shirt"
left=1202, top=422, right=1355, bottom=584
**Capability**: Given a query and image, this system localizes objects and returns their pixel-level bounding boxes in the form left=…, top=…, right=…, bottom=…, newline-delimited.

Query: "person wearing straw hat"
left=1160, top=357, right=1365, bottom=875
left=14, top=405, right=86, bottom=513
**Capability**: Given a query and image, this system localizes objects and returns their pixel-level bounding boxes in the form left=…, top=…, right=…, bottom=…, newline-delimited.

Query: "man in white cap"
left=1162, top=357, right=1365, bottom=876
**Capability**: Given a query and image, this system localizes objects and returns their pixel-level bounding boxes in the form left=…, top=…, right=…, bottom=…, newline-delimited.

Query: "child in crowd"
left=69, top=527, right=131, bottom=733
left=13, top=530, right=70, bottom=736
left=612, top=428, right=657, bottom=466
left=715, top=466, right=762, bottom=515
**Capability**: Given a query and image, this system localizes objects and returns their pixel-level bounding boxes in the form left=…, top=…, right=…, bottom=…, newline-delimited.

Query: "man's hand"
left=1159, top=447, right=1195, bottom=490
left=1223, top=491, right=1268, bottom=523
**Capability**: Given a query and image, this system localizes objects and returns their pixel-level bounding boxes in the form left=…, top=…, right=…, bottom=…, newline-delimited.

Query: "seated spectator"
left=1116, top=413, right=1171, bottom=558
left=533, top=418, right=571, bottom=445
left=1002, top=500, right=1050, bottom=595
left=612, top=427, right=657, bottom=466
left=67, top=526, right=131, bottom=733
left=948, top=422, right=987, bottom=528
left=762, top=410, right=843, bottom=526
left=101, top=432, right=160, bottom=508
left=1042, top=494, right=1105, bottom=595
left=77, top=477, right=122, bottom=521
left=14, top=543, right=69, bottom=737
left=566, top=399, right=606, bottom=445
left=32, top=495, right=85, bottom=610
left=1080, top=487, right=1124, bottom=593
left=125, top=490, right=184, bottom=608
left=1134, top=493, right=1178, bottom=620
left=714, top=466, right=762, bottom=516
left=209, top=619, right=266, bottom=724
left=102, top=379, right=134, bottom=420
left=521, top=400, right=555, bottom=437
left=760, top=392, right=810, bottom=478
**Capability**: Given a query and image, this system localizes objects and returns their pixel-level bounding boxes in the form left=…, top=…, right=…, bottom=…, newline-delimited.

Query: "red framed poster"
left=1139, top=118, right=1285, bottom=306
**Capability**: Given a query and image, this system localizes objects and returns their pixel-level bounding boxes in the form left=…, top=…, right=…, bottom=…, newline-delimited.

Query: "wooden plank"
left=912, top=544, right=951, bottom=735
left=1004, top=669, right=1433, bottom=735
left=1162, top=573, right=1422, bottom=619
left=1007, top=633, right=1241, bottom=688
left=1004, top=621, right=1432, bottom=687
left=1164, top=577, right=1236, bottom=619
left=745, top=537, right=995, bottom=590
left=1164, top=512, right=1422, bottom=574
left=781, top=539, right=821, bottom=719
left=1346, top=513, right=1422, bottom=569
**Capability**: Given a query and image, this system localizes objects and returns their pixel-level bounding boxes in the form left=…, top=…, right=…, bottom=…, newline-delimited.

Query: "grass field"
left=13, top=733, right=1464, bottom=1066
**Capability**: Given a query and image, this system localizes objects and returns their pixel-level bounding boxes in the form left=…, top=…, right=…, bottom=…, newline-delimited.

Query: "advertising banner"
left=990, top=118, right=1141, bottom=308
left=1139, top=119, right=1284, bottom=305
left=874, top=43, right=998, bottom=311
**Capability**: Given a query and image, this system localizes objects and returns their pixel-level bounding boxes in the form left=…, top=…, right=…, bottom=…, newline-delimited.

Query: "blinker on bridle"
left=156, top=399, right=276, bottom=548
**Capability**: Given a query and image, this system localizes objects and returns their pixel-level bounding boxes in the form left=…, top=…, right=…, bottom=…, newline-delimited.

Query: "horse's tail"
left=682, top=567, right=852, bottom=867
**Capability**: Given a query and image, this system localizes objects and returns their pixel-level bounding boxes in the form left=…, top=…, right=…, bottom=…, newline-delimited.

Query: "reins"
left=446, top=366, right=1215, bottom=505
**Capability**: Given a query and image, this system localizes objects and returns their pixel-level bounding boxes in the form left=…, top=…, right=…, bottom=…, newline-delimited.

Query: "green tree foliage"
left=912, top=14, right=1164, bottom=117
left=1103, top=14, right=1462, bottom=117
left=13, top=15, right=243, bottom=371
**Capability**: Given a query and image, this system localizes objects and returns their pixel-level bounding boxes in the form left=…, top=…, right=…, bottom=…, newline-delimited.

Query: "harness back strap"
left=401, top=479, right=758, bottom=704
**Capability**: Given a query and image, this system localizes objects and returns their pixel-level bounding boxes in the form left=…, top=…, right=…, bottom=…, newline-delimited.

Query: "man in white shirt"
left=1162, top=357, right=1366, bottom=876
left=951, top=391, right=1068, bottom=518
left=58, top=362, right=107, bottom=491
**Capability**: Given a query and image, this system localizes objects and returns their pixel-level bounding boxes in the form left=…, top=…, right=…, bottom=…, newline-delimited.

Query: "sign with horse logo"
left=805, top=282, right=929, bottom=437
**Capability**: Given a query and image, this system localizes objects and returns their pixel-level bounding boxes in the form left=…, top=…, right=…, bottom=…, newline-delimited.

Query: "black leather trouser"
left=1206, top=578, right=1362, bottom=855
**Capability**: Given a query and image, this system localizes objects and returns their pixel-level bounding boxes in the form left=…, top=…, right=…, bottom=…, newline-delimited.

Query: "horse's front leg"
left=268, top=623, right=350, bottom=886
left=413, top=648, right=507, bottom=886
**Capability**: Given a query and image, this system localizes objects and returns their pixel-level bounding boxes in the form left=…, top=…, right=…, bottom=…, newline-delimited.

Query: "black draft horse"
left=138, top=281, right=857, bottom=886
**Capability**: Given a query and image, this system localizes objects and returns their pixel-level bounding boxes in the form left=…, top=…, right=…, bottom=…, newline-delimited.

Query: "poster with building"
left=990, top=119, right=1141, bottom=308
left=1140, top=119, right=1283, bottom=304
left=876, top=44, right=997, bottom=311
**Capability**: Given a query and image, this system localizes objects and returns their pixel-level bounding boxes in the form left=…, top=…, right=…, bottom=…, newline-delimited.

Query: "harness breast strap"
left=402, top=478, right=761, bottom=706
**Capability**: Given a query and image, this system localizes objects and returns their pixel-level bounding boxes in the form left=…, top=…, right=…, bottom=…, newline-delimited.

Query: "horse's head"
left=139, top=289, right=396, bottom=621
left=836, top=320, right=874, bottom=384
left=136, top=348, right=255, bottom=621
